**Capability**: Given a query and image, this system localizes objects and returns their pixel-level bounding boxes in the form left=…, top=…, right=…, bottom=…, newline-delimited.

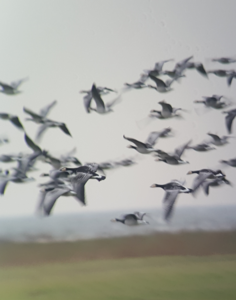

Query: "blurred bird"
left=111, top=212, right=149, bottom=225
left=0, top=77, right=28, bottom=95
left=194, top=95, right=227, bottom=109
left=90, top=84, right=121, bottom=114
left=207, top=133, right=232, bottom=146
left=80, top=86, right=116, bottom=113
left=150, top=100, right=183, bottom=119
left=155, top=140, right=191, bottom=165
left=151, top=180, right=192, bottom=220
left=211, top=57, right=236, bottom=64
left=220, top=158, right=236, bottom=167
left=143, top=59, right=174, bottom=77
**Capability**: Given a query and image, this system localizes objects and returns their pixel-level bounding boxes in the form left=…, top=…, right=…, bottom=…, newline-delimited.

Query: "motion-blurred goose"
left=147, top=75, right=176, bottom=93
left=123, top=133, right=160, bottom=154
left=211, top=57, right=236, bottom=64
left=194, top=95, right=226, bottom=109
left=151, top=180, right=192, bottom=220
left=23, top=103, right=72, bottom=141
left=187, top=169, right=226, bottom=195
left=0, top=77, right=28, bottom=95
left=36, top=185, right=76, bottom=216
left=150, top=101, right=183, bottom=118
left=223, top=108, right=236, bottom=133
left=201, top=177, right=231, bottom=195
left=207, top=133, right=232, bottom=146
left=124, top=73, right=148, bottom=89
left=143, top=59, right=173, bottom=77
left=0, top=113, right=24, bottom=131
left=207, top=69, right=230, bottom=77
left=155, top=140, right=191, bottom=165
left=220, top=158, right=236, bottom=167
left=111, top=212, right=149, bottom=225
left=91, top=84, right=121, bottom=114
left=80, top=86, right=116, bottom=113
left=60, top=163, right=106, bottom=205
left=186, top=62, right=208, bottom=78
left=187, top=143, right=215, bottom=152
left=163, top=55, right=193, bottom=78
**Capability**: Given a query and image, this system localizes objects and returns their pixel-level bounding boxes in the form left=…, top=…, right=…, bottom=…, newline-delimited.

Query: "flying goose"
left=155, top=140, right=191, bottom=165
left=0, top=77, right=28, bottom=95
left=194, top=95, right=226, bottom=109
left=111, top=212, right=149, bottom=225
left=207, top=133, right=232, bottom=146
left=80, top=86, right=116, bottom=113
left=220, top=158, right=236, bottom=167
left=151, top=180, right=192, bottom=220
left=150, top=101, right=183, bottom=119
left=211, top=57, right=236, bottom=64
left=23, top=104, right=72, bottom=141
left=90, top=84, right=121, bottom=114
left=187, top=169, right=226, bottom=195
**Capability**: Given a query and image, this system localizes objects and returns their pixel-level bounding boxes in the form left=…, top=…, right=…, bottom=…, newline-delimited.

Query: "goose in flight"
left=187, top=142, right=215, bottom=152
left=150, top=101, right=183, bottom=119
left=220, top=158, right=236, bottom=167
left=90, top=84, right=121, bottom=114
left=23, top=102, right=72, bottom=141
left=0, top=77, right=28, bottom=95
left=124, top=73, right=148, bottom=89
left=111, top=212, right=149, bottom=225
left=151, top=180, right=192, bottom=220
left=155, top=140, right=191, bottom=165
left=187, top=168, right=226, bottom=195
left=211, top=57, right=236, bottom=64
left=163, top=55, right=193, bottom=78
left=201, top=177, right=231, bottom=195
left=123, top=130, right=164, bottom=154
left=147, top=75, right=176, bottom=93
left=194, top=95, right=227, bottom=109
left=60, top=163, right=106, bottom=205
left=80, top=86, right=116, bottom=113
left=143, top=59, right=173, bottom=77
left=207, top=133, right=232, bottom=146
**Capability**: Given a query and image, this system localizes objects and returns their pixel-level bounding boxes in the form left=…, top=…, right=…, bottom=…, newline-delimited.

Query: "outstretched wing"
left=91, top=84, right=106, bottom=113
left=39, top=100, right=57, bottom=118
left=24, top=133, right=42, bottom=153
left=123, top=135, right=147, bottom=148
left=163, top=191, right=179, bottom=221
left=174, top=140, right=191, bottom=158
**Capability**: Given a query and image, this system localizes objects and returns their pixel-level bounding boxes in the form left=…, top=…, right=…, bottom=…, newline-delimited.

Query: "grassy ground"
left=1, top=231, right=236, bottom=300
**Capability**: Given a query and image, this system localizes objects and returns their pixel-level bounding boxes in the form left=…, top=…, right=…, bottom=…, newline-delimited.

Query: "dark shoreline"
left=1, top=230, right=236, bottom=267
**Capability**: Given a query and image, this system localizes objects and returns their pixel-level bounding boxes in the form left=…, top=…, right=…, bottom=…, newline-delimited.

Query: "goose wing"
left=39, top=100, right=57, bottom=118
left=174, top=140, right=191, bottom=158
left=9, top=116, right=24, bottom=130
left=59, top=123, right=72, bottom=137
left=91, top=84, right=106, bottom=113
left=23, top=107, right=43, bottom=121
left=225, top=112, right=236, bottom=134
left=70, top=172, right=93, bottom=205
left=35, top=124, right=50, bottom=142
left=163, top=190, right=179, bottom=221
left=24, top=133, right=42, bottom=153
left=145, top=131, right=160, bottom=146
left=123, top=135, right=147, bottom=148
left=42, top=186, right=72, bottom=216
left=11, top=77, right=28, bottom=89
left=83, top=92, right=93, bottom=113
left=149, top=75, right=166, bottom=88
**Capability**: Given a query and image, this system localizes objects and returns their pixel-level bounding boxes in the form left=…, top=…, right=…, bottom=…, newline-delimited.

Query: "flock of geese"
left=1, top=55, right=236, bottom=225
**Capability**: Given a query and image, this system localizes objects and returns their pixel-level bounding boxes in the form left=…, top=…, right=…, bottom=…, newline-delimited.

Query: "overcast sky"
left=0, top=0, right=236, bottom=217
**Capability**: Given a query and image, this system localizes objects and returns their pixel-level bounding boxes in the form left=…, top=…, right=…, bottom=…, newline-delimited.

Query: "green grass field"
left=1, top=232, right=236, bottom=300
left=1, top=255, right=236, bottom=300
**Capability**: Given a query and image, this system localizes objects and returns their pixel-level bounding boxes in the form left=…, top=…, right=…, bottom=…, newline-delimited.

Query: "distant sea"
left=0, top=206, right=236, bottom=243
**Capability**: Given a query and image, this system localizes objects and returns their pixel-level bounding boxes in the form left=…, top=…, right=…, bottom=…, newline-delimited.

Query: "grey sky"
left=0, top=0, right=236, bottom=217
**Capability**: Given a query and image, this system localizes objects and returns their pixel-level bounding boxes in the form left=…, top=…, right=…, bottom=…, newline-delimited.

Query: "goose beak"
left=187, top=171, right=192, bottom=175
left=150, top=184, right=156, bottom=188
